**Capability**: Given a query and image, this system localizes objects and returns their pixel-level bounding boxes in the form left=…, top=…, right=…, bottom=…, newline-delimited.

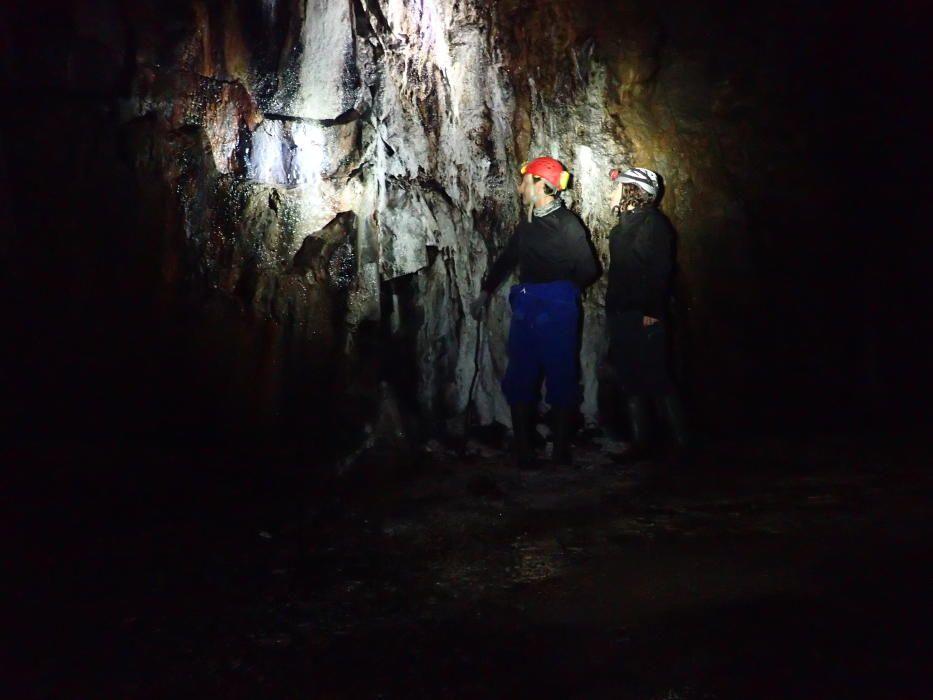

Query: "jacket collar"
left=533, top=199, right=562, bottom=218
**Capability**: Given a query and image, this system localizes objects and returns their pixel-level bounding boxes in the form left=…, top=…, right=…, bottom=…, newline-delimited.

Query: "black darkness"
left=1, top=1, right=932, bottom=697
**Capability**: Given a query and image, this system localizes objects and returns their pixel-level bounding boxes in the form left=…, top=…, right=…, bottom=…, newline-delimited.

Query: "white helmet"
left=610, top=167, right=660, bottom=198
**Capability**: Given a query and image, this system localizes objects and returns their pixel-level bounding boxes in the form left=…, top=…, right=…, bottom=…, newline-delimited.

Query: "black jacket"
left=482, top=205, right=598, bottom=293
left=606, top=207, right=673, bottom=319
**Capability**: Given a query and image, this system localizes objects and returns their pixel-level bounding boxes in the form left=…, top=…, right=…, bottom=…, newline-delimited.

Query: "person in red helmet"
left=470, top=157, right=599, bottom=467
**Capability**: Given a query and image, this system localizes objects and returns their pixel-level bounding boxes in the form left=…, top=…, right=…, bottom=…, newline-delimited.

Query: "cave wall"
left=3, top=0, right=923, bottom=445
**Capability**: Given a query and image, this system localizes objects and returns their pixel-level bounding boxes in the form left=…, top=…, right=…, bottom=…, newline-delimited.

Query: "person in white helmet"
left=604, top=167, right=689, bottom=458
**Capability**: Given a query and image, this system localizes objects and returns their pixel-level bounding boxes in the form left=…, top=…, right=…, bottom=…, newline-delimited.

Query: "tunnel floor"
left=9, top=432, right=933, bottom=698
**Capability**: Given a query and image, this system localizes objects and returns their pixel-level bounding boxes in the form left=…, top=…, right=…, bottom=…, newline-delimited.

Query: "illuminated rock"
left=108, top=0, right=784, bottom=438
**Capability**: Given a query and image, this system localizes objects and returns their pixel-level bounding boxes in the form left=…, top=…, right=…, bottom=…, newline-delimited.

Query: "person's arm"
left=605, top=225, right=623, bottom=310
left=482, top=231, right=520, bottom=293
left=470, top=230, right=520, bottom=319
left=568, top=219, right=599, bottom=289
left=632, top=215, right=672, bottom=320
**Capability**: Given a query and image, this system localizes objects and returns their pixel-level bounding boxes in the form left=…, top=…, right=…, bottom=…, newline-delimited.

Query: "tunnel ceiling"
left=3, top=0, right=897, bottom=441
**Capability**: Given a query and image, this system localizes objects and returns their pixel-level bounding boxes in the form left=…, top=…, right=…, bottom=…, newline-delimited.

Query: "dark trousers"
left=607, top=310, right=675, bottom=397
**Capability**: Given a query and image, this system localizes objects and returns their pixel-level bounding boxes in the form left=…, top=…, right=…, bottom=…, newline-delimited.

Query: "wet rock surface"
left=10, top=434, right=932, bottom=698
left=8, top=0, right=918, bottom=445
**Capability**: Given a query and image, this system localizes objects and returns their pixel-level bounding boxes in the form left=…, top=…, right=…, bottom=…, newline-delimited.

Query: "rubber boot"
left=552, top=408, right=575, bottom=466
left=656, top=394, right=689, bottom=448
left=613, top=395, right=651, bottom=463
left=510, top=402, right=537, bottom=469
left=656, top=394, right=691, bottom=457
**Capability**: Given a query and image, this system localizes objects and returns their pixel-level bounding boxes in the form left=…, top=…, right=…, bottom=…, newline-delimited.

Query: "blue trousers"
left=502, top=281, right=581, bottom=408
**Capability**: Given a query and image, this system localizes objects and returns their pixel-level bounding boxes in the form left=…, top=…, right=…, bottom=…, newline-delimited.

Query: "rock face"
left=3, top=0, right=907, bottom=444
left=116, top=0, right=570, bottom=436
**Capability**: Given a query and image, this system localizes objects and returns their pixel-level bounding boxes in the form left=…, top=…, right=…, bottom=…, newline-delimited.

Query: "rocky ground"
left=7, top=431, right=932, bottom=698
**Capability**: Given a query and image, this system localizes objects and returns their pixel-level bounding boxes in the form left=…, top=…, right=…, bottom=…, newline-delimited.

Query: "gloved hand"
left=470, top=291, right=490, bottom=321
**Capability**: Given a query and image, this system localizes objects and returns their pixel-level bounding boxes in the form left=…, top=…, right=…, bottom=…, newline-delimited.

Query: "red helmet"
left=521, top=157, right=570, bottom=191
